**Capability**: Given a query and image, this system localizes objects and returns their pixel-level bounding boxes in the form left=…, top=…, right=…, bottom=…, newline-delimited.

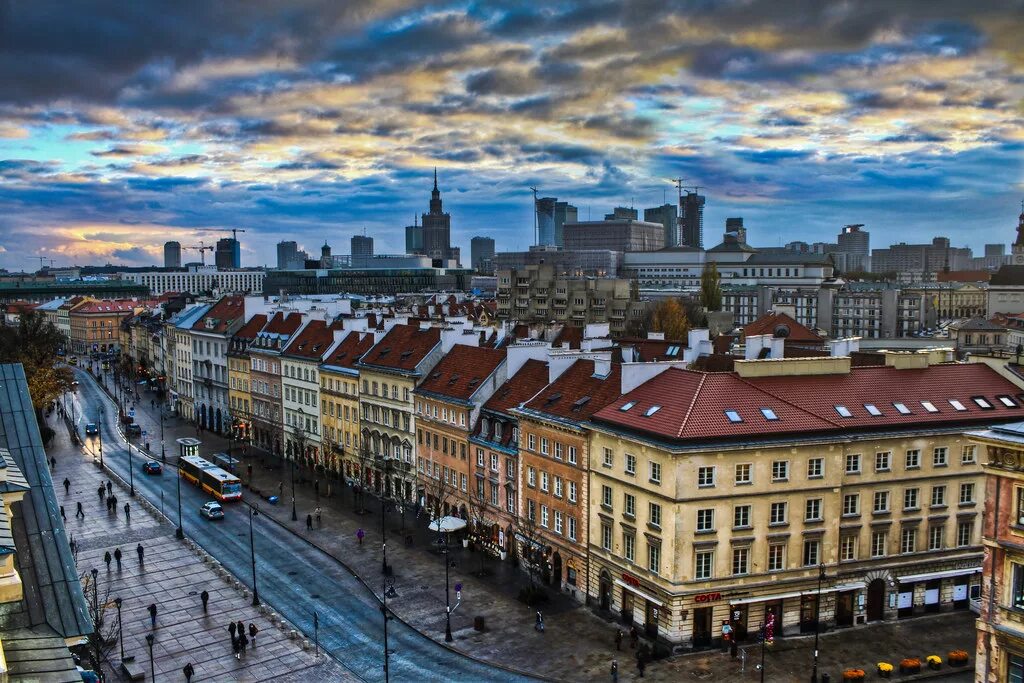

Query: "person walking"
left=200, top=590, right=209, bottom=613
left=136, top=543, right=144, bottom=564
left=232, top=635, right=240, bottom=660
left=236, top=620, right=245, bottom=640
left=49, top=456, right=56, bottom=470
left=76, top=501, right=85, bottom=519
left=63, top=477, right=70, bottom=495
left=97, top=484, right=105, bottom=503
left=103, top=551, right=112, bottom=570
left=306, top=513, right=313, bottom=531
left=148, top=603, right=157, bottom=628
left=114, top=547, right=122, bottom=571
left=111, top=494, right=118, bottom=515
left=278, top=481, right=283, bottom=498
left=106, top=481, right=112, bottom=496
left=611, top=659, right=619, bottom=683
left=238, top=630, right=248, bottom=655
left=59, top=505, right=66, bottom=521
left=615, top=630, right=622, bottom=651
left=535, top=611, right=544, bottom=632
left=636, top=658, right=646, bottom=678
left=105, top=496, right=113, bottom=513
left=183, top=662, right=195, bottom=682
left=248, top=622, right=258, bottom=647
left=630, top=626, right=638, bottom=649
left=229, top=621, right=237, bottom=642
left=124, top=502, right=130, bottom=522
left=315, top=506, right=322, bottom=527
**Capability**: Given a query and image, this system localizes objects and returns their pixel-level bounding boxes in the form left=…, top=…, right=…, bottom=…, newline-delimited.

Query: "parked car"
left=84, top=423, right=99, bottom=436
left=142, top=461, right=161, bottom=475
left=199, top=502, right=224, bottom=520
left=68, top=356, right=78, bottom=366
left=125, top=423, right=142, bottom=436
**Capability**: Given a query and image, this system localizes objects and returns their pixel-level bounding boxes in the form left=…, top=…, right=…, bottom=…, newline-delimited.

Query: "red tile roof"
left=359, top=324, right=440, bottom=372
left=72, top=300, right=136, bottom=314
left=234, top=314, right=268, bottom=340
left=593, top=363, right=1024, bottom=443
left=521, top=359, right=621, bottom=422
left=282, top=319, right=336, bottom=360
left=483, top=359, right=550, bottom=415
left=262, top=311, right=303, bottom=336
left=191, top=295, right=244, bottom=334
left=416, top=345, right=505, bottom=401
left=744, top=312, right=823, bottom=345
left=323, top=331, right=374, bottom=370
left=552, top=326, right=583, bottom=349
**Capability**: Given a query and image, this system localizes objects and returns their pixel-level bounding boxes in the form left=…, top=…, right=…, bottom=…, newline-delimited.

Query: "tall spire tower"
left=421, top=168, right=456, bottom=264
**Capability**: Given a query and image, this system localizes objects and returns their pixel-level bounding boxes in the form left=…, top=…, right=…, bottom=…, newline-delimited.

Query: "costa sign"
left=694, top=592, right=722, bottom=603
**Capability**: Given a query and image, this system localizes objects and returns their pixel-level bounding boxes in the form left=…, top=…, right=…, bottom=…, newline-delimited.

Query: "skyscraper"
left=679, top=192, right=705, bottom=248
left=604, top=206, right=638, bottom=221
left=277, top=240, right=306, bottom=269
left=553, top=201, right=578, bottom=247
left=837, top=224, right=870, bottom=272
left=421, top=169, right=457, bottom=264
left=405, top=224, right=424, bottom=254
left=163, top=241, right=181, bottom=268
left=536, top=197, right=557, bottom=246
left=471, top=236, right=495, bottom=273
left=215, top=238, right=240, bottom=269
left=644, top=204, right=678, bottom=247
left=725, top=217, right=746, bottom=245
left=351, top=235, right=374, bottom=257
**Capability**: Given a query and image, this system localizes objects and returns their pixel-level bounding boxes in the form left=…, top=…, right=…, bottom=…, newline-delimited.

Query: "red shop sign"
left=694, top=592, right=722, bottom=603
left=621, top=573, right=641, bottom=588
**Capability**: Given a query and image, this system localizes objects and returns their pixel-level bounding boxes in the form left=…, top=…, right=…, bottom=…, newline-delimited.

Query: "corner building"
left=585, top=353, right=1023, bottom=651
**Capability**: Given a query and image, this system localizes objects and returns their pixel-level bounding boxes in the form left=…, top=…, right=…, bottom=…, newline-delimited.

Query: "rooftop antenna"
left=530, top=186, right=538, bottom=245
left=672, top=177, right=685, bottom=202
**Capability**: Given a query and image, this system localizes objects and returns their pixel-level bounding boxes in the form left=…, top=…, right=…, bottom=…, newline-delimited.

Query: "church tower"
left=1013, top=204, right=1024, bottom=265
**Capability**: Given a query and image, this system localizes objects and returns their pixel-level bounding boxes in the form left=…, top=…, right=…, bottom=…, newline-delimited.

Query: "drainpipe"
left=984, top=473, right=1001, bottom=682
left=585, top=441, right=592, bottom=608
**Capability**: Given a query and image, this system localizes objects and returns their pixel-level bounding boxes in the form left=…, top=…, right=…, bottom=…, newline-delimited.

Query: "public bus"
left=179, top=454, right=242, bottom=502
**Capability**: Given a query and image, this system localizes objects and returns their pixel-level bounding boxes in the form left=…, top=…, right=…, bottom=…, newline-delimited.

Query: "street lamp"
left=90, top=568, right=99, bottom=627
left=145, top=633, right=155, bottom=682
left=98, top=406, right=104, bottom=468
left=160, top=405, right=165, bottom=463
left=810, top=563, right=827, bottom=683
left=127, top=429, right=135, bottom=497
left=248, top=504, right=260, bottom=606
left=291, top=409, right=305, bottom=523
left=114, top=597, right=124, bottom=660
left=444, top=532, right=453, bottom=642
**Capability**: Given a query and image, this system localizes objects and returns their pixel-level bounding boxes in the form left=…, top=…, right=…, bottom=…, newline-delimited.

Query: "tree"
left=421, top=466, right=456, bottom=548
left=468, top=487, right=493, bottom=577
left=700, top=262, right=722, bottom=312
left=650, top=298, right=690, bottom=341
left=0, top=310, right=72, bottom=422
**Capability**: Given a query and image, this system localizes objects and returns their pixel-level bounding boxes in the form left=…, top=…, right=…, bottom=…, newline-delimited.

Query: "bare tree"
left=81, top=569, right=119, bottom=672
left=420, top=467, right=456, bottom=548
left=353, top=439, right=376, bottom=513
left=513, top=508, right=544, bottom=594
left=468, top=487, right=493, bottom=577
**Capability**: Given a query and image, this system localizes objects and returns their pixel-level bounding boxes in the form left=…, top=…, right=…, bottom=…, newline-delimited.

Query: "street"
left=65, top=367, right=535, bottom=682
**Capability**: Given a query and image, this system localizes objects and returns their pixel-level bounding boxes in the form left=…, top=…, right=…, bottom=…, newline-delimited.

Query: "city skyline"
left=1, top=1, right=1022, bottom=271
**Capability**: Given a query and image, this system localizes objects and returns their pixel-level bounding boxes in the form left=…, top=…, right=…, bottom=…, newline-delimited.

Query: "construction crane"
left=223, top=228, right=247, bottom=241
left=34, top=256, right=55, bottom=270
left=185, top=241, right=214, bottom=266
left=530, top=187, right=539, bottom=246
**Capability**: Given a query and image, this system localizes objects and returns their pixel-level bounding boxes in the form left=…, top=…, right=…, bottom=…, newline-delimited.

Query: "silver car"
left=199, top=501, right=224, bottom=520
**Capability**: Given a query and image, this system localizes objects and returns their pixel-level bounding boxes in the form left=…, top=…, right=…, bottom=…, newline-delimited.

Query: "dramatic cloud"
left=0, top=0, right=1022, bottom=271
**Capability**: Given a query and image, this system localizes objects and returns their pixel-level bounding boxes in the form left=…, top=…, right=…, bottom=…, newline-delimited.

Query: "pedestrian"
left=637, top=658, right=646, bottom=678
left=535, top=611, right=544, bottom=632
left=730, top=635, right=738, bottom=659
left=200, top=590, right=209, bottom=613
left=236, top=620, right=244, bottom=639
left=239, top=630, right=248, bottom=655
left=611, top=659, right=619, bottom=683
left=315, top=506, right=322, bottom=527
left=357, top=528, right=364, bottom=545
left=104, top=551, right=112, bottom=570
left=278, top=481, right=283, bottom=497
left=148, top=603, right=157, bottom=628
left=615, top=629, right=622, bottom=651
left=248, top=622, right=257, bottom=647
left=60, top=505, right=66, bottom=521
left=114, top=547, right=122, bottom=570
left=76, top=501, right=84, bottom=519
left=183, top=662, right=194, bottom=682
left=630, top=626, right=638, bottom=649
left=314, top=479, right=320, bottom=497
left=232, top=636, right=240, bottom=660
left=124, top=502, right=130, bottom=521
left=49, top=456, right=56, bottom=470
left=106, top=496, right=113, bottom=513
left=721, top=620, right=732, bottom=653
left=63, top=477, right=70, bottom=494
left=111, top=494, right=118, bottom=514
left=136, top=543, right=144, bottom=564
left=97, top=484, right=105, bottom=503
left=229, top=621, right=237, bottom=640
left=106, top=481, right=112, bottom=496
left=306, top=513, right=313, bottom=530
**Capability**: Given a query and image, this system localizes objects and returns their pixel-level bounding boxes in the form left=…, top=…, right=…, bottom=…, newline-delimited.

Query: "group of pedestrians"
left=610, top=627, right=649, bottom=680
left=228, top=620, right=259, bottom=660
left=102, top=543, right=144, bottom=572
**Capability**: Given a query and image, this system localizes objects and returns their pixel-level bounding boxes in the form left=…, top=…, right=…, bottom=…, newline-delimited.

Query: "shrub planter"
left=876, top=663, right=893, bottom=678
left=948, top=650, right=970, bottom=667
left=842, top=669, right=865, bottom=682
left=899, top=658, right=921, bottom=675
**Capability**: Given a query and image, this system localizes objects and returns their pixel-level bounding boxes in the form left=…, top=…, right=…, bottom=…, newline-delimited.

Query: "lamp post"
left=145, top=633, right=155, bottom=682
left=160, top=405, right=166, bottom=463
left=127, top=429, right=135, bottom=496
left=444, top=531, right=453, bottom=642
left=114, top=597, right=124, bottom=660
left=90, top=568, right=99, bottom=626
left=248, top=504, right=260, bottom=606
left=810, top=563, right=826, bottom=683
left=98, top=406, right=104, bottom=468
left=759, top=620, right=766, bottom=683
left=291, top=410, right=304, bottom=523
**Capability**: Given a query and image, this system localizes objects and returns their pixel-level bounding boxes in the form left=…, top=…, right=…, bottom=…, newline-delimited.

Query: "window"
left=648, top=544, right=660, bottom=574
left=734, top=505, right=751, bottom=529
left=623, top=532, right=635, bottom=562
left=905, top=449, right=920, bottom=469
left=527, top=467, right=536, bottom=487
left=568, top=482, right=577, bottom=503
left=490, top=454, right=499, bottom=471
left=864, top=403, right=882, bottom=416
left=873, top=491, right=890, bottom=513
left=840, top=536, right=857, bottom=561
left=476, top=448, right=485, bottom=467
left=803, top=540, right=820, bottom=566
left=843, top=493, right=860, bottom=516
left=845, top=454, right=861, bottom=474
left=933, top=447, right=948, bottom=467
left=732, top=547, right=750, bottom=575
left=768, top=543, right=785, bottom=572
left=805, top=498, right=822, bottom=521
left=567, top=446, right=577, bottom=465
left=835, top=405, right=852, bottom=418
left=568, top=516, right=577, bottom=541
left=649, top=502, right=662, bottom=527
left=807, top=458, right=823, bottom=478
left=540, top=437, right=549, bottom=455
left=601, top=524, right=612, bottom=550
left=540, top=505, right=548, bottom=528
left=725, top=410, right=742, bottom=423
left=962, top=446, right=977, bottom=464
left=931, top=485, right=946, bottom=507
left=949, top=399, right=967, bottom=411
left=904, top=487, right=919, bottom=510
left=527, top=434, right=536, bottom=451
left=553, top=476, right=563, bottom=498
left=760, top=408, right=778, bottom=421
left=649, top=461, right=661, bottom=484
left=696, top=509, right=715, bottom=532
left=735, top=463, right=752, bottom=485
left=540, top=472, right=549, bottom=492
left=871, top=531, right=887, bottom=558
left=601, top=485, right=612, bottom=508
left=957, top=521, right=972, bottom=547
left=875, top=451, right=891, bottom=472
left=527, top=499, right=536, bottom=521
left=1018, top=488, right=1024, bottom=526
left=772, top=460, right=789, bottom=481
left=625, top=454, right=636, bottom=475
left=959, top=482, right=975, bottom=504
left=893, top=402, right=911, bottom=415
left=624, top=493, right=636, bottom=517
left=928, top=526, right=943, bottom=551
left=554, top=511, right=563, bottom=534
left=900, top=527, right=917, bottom=554
left=974, top=396, right=993, bottom=409
left=698, top=466, right=716, bottom=487
left=694, top=551, right=713, bottom=579
left=603, top=447, right=613, bottom=468
left=770, top=502, right=787, bottom=525
left=921, top=401, right=939, bottom=413
left=554, top=443, right=563, bottom=460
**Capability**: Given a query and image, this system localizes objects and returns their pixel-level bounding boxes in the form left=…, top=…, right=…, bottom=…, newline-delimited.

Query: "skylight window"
left=760, top=408, right=779, bottom=421
left=620, top=401, right=636, bottom=412
left=973, top=396, right=993, bottom=410
left=666, top=345, right=680, bottom=356
left=725, top=410, right=743, bottom=423
left=921, top=401, right=939, bottom=413
left=999, top=395, right=1018, bottom=408
left=644, top=405, right=662, bottom=417
left=893, top=403, right=911, bottom=415
left=948, top=400, right=966, bottom=411
left=544, top=392, right=562, bottom=405
left=572, top=396, right=592, bottom=411
left=834, top=405, right=853, bottom=418
left=864, top=404, right=882, bottom=416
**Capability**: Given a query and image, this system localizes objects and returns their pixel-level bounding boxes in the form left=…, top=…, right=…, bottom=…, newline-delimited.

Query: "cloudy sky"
left=0, top=0, right=1022, bottom=271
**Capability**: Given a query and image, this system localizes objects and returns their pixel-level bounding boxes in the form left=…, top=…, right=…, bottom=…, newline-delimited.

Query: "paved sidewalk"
left=122, top=384, right=977, bottom=682
left=45, top=405, right=350, bottom=682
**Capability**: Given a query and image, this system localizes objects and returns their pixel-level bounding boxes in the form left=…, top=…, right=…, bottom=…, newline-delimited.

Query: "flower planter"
left=877, top=669, right=891, bottom=679
left=899, top=664, right=921, bottom=675
left=841, top=669, right=865, bottom=682
left=949, top=659, right=968, bottom=667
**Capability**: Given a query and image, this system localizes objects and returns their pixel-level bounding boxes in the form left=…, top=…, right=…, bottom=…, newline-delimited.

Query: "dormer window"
left=480, top=418, right=490, bottom=438
left=494, top=422, right=503, bottom=440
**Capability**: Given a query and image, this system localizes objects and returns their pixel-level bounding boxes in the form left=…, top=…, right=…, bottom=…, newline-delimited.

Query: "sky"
left=0, top=0, right=1022, bottom=272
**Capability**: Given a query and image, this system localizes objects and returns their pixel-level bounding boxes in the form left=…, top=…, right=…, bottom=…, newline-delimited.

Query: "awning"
left=428, top=516, right=467, bottom=533
left=898, top=567, right=979, bottom=583
left=834, top=581, right=867, bottom=592
left=615, top=579, right=664, bottom=607
left=730, top=586, right=846, bottom=606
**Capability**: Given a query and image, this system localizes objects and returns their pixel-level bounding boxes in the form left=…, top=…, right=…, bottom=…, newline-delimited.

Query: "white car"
left=199, top=502, right=224, bottom=520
